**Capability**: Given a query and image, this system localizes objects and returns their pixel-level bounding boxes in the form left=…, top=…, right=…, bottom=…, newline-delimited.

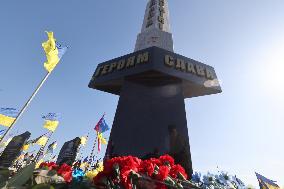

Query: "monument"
left=88, top=0, right=221, bottom=177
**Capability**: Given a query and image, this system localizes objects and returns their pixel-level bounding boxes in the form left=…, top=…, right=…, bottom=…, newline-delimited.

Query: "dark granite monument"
left=88, top=0, right=221, bottom=177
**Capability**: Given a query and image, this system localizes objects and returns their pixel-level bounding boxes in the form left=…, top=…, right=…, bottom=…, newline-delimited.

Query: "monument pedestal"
left=106, top=78, right=192, bottom=175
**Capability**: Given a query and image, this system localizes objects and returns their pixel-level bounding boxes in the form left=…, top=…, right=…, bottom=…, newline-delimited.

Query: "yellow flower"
left=85, top=162, right=104, bottom=180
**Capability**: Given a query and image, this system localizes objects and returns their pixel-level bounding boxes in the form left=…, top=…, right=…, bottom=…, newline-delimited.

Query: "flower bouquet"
left=93, top=154, right=200, bottom=189
left=34, top=162, right=72, bottom=184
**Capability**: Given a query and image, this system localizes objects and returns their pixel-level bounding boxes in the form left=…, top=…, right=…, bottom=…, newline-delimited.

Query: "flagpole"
left=88, top=134, right=98, bottom=166
left=0, top=72, right=51, bottom=145
left=34, top=131, right=53, bottom=162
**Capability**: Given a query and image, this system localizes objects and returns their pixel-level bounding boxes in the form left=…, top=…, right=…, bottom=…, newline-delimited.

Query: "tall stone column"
left=89, top=0, right=222, bottom=178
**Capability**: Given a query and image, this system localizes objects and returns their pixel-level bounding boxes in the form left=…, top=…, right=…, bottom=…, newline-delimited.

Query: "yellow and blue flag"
left=42, top=113, right=60, bottom=132
left=255, top=172, right=280, bottom=189
left=0, top=108, right=18, bottom=127
left=42, top=31, right=67, bottom=73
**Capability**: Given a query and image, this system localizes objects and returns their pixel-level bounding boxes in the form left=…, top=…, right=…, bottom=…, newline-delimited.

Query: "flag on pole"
left=35, top=136, right=48, bottom=146
left=80, top=136, right=87, bottom=146
left=42, top=113, right=60, bottom=132
left=255, top=172, right=280, bottom=189
left=46, top=141, right=57, bottom=154
left=94, top=115, right=109, bottom=152
left=0, top=108, right=19, bottom=127
left=42, top=31, right=67, bottom=73
left=43, top=120, right=59, bottom=132
left=94, top=114, right=110, bottom=133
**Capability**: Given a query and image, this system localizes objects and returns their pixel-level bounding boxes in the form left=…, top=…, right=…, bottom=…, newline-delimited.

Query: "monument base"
left=105, top=76, right=193, bottom=177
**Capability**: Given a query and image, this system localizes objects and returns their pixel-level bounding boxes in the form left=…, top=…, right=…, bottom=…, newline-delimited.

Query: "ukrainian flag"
left=0, top=108, right=18, bottom=127
left=43, top=120, right=59, bottom=132
left=35, top=136, right=48, bottom=146
left=42, top=113, right=59, bottom=132
left=255, top=172, right=280, bottom=189
left=42, top=31, right=67, bottom=73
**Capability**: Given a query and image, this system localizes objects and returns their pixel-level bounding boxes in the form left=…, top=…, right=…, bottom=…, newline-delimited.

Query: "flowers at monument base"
left=85, top=162, right=104, bottom=180
left=93, top=154, right=190, bottom=189
left=38, top=162, right=72, bottom=183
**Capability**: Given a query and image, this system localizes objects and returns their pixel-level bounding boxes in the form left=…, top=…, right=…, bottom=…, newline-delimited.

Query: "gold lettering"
left=164, top=55, right=174, bottom=67
left=108, top=62, right=117, bottom=73
left=101, top=64, right=110, bottom=75
left=117, top=59, right=126, bottom=70
left=186, top=62, right=196, bottom=74
left=176, top=59, right=186, bottom=71
left=136, top=52, right=149, bottom=64
left=94, top=66, right=104, bottom=77
left=126, top=56, right=136, bottom=68
left=195, top=65, right=205, bottom=76
left=206, top=68, right=215, bottom=79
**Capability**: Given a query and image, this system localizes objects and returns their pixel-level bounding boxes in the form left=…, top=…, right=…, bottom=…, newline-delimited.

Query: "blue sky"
left=0, top=0, right=283, bottom=187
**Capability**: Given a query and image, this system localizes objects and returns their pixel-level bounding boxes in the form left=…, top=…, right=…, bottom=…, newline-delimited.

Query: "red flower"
left=46, top=162, right=58, bottom=170
left=139, top=160, right=155, bottom=176
left=155, top=165, right=169, bottom=181
left=159, top=155, right=175, bottom=167
left=169, top=164, right=188, bottom=179
left=57, top=163, right=73, bottom=183
left=149, top=158, right=162, bottom=167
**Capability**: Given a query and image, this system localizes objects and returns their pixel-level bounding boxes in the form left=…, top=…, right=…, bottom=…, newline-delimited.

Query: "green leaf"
left=7, top=163, right=36, bottom=187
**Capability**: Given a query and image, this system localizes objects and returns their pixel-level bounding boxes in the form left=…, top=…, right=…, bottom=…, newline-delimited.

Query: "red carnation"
left=46, top=162, right=58, bottom=170
left=139, top=160, right=155, bottom=176
left=155, top=165, right=169, bottom=181
left=169, top=164, right=188, bottom=179
left=57, top=163, right=73, bottom=183
left=149, top=158, right=162, bottom=167
left=159, top=155, right=175, bottom=167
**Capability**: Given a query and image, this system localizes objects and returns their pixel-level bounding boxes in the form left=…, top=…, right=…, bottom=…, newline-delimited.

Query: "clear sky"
left=0, top=0, right=283, bottom=187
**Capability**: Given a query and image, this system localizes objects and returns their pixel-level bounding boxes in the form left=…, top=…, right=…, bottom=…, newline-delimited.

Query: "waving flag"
left=94, top=114, right=110, bottom=133
left=80, top=136, right=87, bottom=146
left=35, top=136, right=48, bottom=146
left=42, top=113, right=60, bottom=132
left=42, top=31, right=67, bottom=73
left=0, top=108, right=18, bottom=127
left=255, top=172, right=280, bottom=189
left=94, top=114, right=109, bottom=152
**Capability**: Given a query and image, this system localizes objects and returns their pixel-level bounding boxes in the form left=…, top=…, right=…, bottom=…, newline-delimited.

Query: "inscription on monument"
left=164, top=55, right=215, bottom=80
left=146, top=0, right=165, bottom=30
left=94, top=52, right=149, bottom=77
